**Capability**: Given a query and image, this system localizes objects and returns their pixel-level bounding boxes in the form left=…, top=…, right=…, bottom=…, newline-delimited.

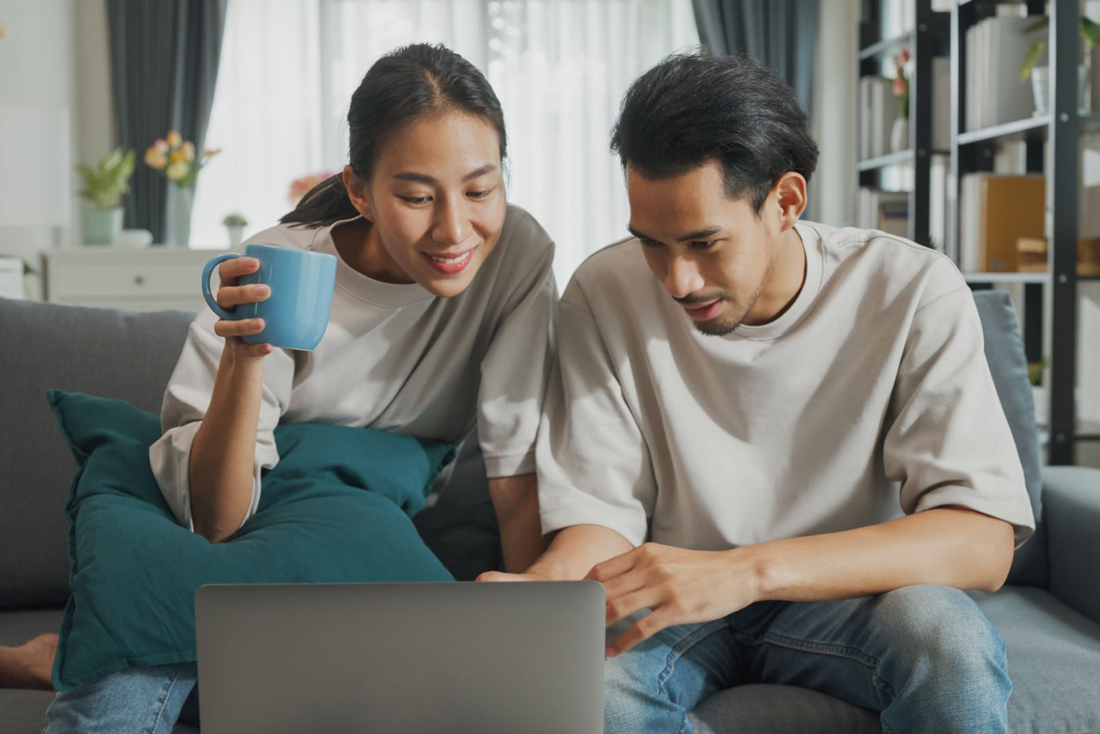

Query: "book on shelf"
left=965, top=10, right=1042, bottom=132
left=857, top=188, right=909, bottom=238
left=860, top=76, right=899, bottom=161
left=959, top=174, right=1045, bottom=272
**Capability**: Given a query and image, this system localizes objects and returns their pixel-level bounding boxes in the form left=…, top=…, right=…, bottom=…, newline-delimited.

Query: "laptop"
left=194, top=581, right=606, bottom=734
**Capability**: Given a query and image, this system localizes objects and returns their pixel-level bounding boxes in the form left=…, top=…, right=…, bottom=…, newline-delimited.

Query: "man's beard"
left=688, top=257, right=775, bottom=337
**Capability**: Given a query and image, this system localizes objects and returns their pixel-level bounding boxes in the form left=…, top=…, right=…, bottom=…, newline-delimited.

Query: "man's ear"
left=343, top=165, right=374, bottom=222
left=771, top=171, right=807, bottom=231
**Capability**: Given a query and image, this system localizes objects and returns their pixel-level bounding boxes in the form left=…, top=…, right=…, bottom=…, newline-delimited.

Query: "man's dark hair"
left=610, top=53, right=819, bottom=214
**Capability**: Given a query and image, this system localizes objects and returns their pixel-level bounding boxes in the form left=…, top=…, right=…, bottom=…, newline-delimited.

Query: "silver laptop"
left=194, top=581, right=606, bottom=734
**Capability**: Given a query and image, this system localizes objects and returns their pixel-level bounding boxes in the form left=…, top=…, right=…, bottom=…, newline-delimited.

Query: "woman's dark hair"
left=281, top=43, right=506, bottom=227
left=610, top=52, right=818, bottom=215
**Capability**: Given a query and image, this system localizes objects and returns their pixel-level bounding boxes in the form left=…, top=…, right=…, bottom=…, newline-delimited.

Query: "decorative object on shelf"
left=288, top=171, right=336, bottom=206
left=145, top=131, right=220, bottom=247
left=76, top=148, right=135, bottom=246
left=1020, top=15, right=1099, bottom=114
left=114, top=229, right=154, bottom=249
left=890, top=49, right=910, bottom=153
left=222, top=213, right=248, bottom=249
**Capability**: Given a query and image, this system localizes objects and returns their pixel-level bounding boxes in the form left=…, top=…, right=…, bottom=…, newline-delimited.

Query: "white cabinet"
left=43, top=247, right=228, bottom=313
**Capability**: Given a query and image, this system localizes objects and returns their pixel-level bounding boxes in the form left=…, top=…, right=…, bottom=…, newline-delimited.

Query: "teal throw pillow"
left=48, top=390, right=455, bottom=690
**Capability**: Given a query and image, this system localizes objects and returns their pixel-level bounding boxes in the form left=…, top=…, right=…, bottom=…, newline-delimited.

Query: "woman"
left=10, top=43, right=556, bottom=733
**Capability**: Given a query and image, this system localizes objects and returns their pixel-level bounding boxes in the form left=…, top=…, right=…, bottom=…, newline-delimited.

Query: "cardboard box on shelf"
left=1016, top=236, right=1100, bottom=275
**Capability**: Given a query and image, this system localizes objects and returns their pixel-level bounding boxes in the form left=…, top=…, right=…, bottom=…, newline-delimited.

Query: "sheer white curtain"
left=192, top=0, right=699, bottom=283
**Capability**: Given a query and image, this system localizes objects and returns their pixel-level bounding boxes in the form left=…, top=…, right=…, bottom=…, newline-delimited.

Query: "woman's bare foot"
left=0, top=634, right=58, bottom=690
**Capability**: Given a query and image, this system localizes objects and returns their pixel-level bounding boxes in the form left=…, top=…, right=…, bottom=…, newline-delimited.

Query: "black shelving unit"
left=950, top=0, right=1085, bottom=464
left=858, top=1, right=950, bottom=247
left=859, top=0, right=1093, bottom=464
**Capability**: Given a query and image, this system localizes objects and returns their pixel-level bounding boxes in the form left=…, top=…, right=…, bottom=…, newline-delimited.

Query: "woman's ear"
left=343, top=165, right=374, bottom=222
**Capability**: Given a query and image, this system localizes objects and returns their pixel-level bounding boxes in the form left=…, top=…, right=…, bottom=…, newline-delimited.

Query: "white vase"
left=890, top=117, right=909, bottom=153
left=1032, top=385, right=1048, bottom=428
left=227, top=225, right=245, bottom=249
left=1030, top=65, right=1091, bottom=116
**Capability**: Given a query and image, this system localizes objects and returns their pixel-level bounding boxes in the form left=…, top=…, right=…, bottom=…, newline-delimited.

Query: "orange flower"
left=166, top=130, right=182, bottom=148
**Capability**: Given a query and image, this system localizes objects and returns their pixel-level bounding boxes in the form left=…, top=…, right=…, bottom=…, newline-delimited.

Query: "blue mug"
left=201, top=244, right=338, bottom=351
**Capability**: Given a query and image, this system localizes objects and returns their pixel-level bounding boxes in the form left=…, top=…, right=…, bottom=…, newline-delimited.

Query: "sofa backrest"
left=972, top=290, right=1047, bottom=587
left=0, top=297, right=194, bottom=608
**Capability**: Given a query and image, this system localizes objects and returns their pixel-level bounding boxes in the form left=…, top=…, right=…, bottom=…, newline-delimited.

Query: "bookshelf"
left=857, top=1, right=950, bottom=247
left=858, top=0, right=1092, bottom=463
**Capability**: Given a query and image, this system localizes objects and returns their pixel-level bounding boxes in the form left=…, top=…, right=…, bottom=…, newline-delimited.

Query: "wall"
left=812, top=0, right=860, bottom=228
left=0, top=0, right=113, bottom=297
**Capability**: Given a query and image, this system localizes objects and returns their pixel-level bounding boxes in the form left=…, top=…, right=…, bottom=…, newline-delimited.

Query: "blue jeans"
left=42, top=664, right=199, bottom=733
left=604, top=585, right=1010, bottom=734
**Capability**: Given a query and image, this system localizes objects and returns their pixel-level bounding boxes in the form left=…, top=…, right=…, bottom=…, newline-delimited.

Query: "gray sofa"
left=2, top=292, right=1099, bottom=734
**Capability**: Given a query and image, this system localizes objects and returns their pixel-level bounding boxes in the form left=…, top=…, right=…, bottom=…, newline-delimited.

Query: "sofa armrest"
left=1044, top=465, right=1100, bottom=626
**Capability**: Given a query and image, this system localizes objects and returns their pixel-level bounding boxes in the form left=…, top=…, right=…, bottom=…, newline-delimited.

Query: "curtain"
left=690, top=0, right=819, bottom=113
left=190, top=0, right=699, bottom=284
left=107, top=0, right=227, bottom=242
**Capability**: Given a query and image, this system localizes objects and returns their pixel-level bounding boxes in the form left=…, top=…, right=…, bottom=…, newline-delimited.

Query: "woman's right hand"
left=212, top=256, right=273, bottom=363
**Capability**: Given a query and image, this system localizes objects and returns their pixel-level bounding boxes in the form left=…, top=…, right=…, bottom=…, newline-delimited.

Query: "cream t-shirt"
left=151, top=204, right=556, bottom=530
left=537, top=221, right=1036, bottom=550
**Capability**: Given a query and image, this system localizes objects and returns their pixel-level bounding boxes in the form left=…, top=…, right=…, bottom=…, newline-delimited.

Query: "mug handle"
left=201, top=253, right=243, bottom=320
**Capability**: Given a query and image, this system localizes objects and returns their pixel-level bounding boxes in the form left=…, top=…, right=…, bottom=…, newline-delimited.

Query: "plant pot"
left=1030, top=65, right=1091, bottom=116
left=890, top=117, right=909, bottom=153
left=1032, top=385, right=1048, bottom=428
left=226, top=225, right=245, bottom=249
left=81, top=207, right=124, bottom=246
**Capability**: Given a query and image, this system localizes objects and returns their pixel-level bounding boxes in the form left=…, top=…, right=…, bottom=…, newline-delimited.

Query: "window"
left=192, top=0, right=699, bottom=283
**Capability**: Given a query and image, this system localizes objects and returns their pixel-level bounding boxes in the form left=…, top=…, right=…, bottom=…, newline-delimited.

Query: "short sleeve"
left=535, top=292, right=655, bottom=547
left=883, top=284, right=1037, bottom=546
left=476, top=227, right=558, bottom=478
left=148, top=309, right=295, bottom=531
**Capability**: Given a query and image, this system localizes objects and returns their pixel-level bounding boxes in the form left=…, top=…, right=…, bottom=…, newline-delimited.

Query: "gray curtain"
left=691, top=0, right=820, bottom=113
left=107, top=0, right=228, bottom=243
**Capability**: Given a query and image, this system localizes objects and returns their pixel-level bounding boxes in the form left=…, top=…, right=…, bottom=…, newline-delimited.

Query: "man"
left=481, top=53, right=1035, bottom=733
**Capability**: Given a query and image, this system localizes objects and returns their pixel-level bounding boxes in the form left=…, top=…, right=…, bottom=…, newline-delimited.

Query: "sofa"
left=2, top=292, right=1099, bottom=734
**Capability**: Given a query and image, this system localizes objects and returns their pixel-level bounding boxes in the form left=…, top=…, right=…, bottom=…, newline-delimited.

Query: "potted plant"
left=145, top=131, right=220, bottom=246
left=222, top=213, right=248, bottom=249
left=1020, top=16, right=1100, bottom=115
left=890, top=49, right=910, bottom=153
left=75, top=148, right=136, bottom=246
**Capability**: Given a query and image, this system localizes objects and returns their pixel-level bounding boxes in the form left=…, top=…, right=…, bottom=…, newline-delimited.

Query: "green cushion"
left=47, top=390, right=455, bottom=691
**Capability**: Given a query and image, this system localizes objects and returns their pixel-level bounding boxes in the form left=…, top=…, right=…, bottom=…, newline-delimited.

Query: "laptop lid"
left=195, top=581, right=606, bottom=734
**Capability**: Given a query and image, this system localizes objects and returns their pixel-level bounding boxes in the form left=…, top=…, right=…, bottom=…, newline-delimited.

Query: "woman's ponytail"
left=279, top=175, right=359, bottom=227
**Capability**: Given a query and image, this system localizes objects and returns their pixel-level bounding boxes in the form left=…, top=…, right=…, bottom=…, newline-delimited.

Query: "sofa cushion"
left=971, top=291, right=1047, bottom=586
left=0, top=298, right=193, bottom=610
left=49, top=390, right=454, bottom=690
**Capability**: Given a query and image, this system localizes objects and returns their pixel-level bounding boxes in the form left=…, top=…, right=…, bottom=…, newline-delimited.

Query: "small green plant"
left=1028, top=357, right=1049, bottom=386
left=76, top=148, right=136, bottom=209
left=222, top=213, right=248, bottom=227
left=1020, top=16, right=1100, bottom=81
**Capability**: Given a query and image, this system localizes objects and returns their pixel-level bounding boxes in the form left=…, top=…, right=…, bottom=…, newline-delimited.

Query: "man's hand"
left=588, top=543, right=762, bottom=657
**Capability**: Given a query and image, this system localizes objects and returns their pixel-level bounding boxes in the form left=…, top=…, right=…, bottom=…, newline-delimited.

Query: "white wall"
left=0, top=0, right=112, bottom=296
left=811, top=0, right=860, bottom=228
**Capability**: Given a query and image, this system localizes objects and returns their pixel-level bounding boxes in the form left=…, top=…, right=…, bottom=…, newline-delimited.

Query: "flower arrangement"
left=892, top=49, right=910, bottom=120
left=144, top=131, right=220, bottom=188
left=288, top=171, right=336, bottom=205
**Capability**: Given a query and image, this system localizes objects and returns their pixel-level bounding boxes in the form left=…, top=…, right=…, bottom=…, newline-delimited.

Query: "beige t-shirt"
left=537, top=221, right=1036, bottom=550
left=151, top=204, right=556, bottom=530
